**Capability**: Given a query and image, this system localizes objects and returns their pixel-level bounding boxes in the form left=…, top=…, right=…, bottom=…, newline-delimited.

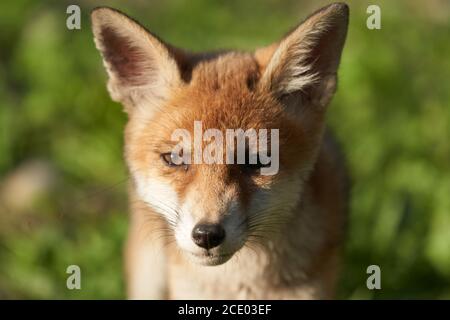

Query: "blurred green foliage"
left=0, top=0, right=449, bottom=299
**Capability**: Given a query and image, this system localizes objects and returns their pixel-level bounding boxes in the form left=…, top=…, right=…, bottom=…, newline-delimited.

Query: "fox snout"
left=192, top=223, right=226, bottom=249
left=175, top=185, right=248, bottom=265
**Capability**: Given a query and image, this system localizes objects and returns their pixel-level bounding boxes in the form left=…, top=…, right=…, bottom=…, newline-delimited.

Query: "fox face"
left=91, top=4, right=348, bottom=266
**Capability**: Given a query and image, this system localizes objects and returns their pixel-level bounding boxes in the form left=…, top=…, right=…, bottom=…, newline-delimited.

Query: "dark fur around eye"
left=241, top=157, right=271, bottom=174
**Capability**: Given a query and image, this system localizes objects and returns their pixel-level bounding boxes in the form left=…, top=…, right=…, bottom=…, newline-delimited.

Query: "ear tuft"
left=91, top=7, right=183, bottom=111
left=257, top=3, right=349, bottom=108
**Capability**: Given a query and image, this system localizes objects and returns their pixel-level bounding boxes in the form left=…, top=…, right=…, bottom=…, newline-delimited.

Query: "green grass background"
left=0, top=0, right=449, bottom=299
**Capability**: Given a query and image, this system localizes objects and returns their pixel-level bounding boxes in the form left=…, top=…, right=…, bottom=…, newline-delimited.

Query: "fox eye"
left=241, top=157, right=271, bottom=174
left=160, top=152, right=189, bottom=171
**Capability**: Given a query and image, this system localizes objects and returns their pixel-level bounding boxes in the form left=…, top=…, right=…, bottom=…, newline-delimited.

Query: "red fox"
left=91, top=2, right=350, bottom=299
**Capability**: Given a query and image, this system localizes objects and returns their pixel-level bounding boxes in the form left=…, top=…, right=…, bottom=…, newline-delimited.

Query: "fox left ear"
left=91, top=7, right=187, bottom=113
left=256, top=3, right=349, bottom=109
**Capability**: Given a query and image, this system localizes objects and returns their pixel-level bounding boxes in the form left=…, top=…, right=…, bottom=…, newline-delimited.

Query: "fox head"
left=91, top=3, right=348, bottom=266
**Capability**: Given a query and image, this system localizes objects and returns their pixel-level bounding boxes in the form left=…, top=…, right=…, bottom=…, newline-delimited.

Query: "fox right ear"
left=256, top=3, right=349, bottom=110
left=91, top=7, right=184, bottom=112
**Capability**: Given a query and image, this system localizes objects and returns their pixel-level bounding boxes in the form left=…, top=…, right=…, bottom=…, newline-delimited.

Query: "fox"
left=91, top=2, right=350, bottom=299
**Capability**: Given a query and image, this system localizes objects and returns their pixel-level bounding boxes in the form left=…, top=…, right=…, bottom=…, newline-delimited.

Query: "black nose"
left=192, top=223, right=225, bottom=249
